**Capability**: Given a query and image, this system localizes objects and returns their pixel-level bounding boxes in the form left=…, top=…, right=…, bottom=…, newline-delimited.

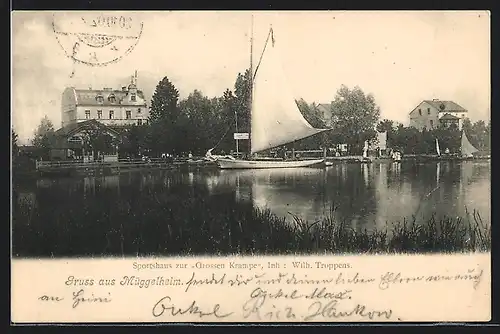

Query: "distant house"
left=61, top=72, right=148, bottom=128
left=50, top=119, right=121, bottom=162
left=409, top=99, right=467, bottom=131
left=316, top=103, right=333, bottom=125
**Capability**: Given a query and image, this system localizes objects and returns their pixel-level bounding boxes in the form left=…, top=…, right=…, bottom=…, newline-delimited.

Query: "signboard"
left=233, top=132, right=249, bottom=140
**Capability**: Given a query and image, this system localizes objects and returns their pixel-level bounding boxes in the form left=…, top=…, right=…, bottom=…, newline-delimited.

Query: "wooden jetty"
left=35, top=158, right=218, bottom=176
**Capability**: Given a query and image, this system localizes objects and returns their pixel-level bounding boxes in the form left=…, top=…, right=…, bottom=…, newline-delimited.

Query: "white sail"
left=251, top=29, right=328, bottom=154
left=435, top=138, right=441, bottom=156
left=461, top=130, right=478, bottom=158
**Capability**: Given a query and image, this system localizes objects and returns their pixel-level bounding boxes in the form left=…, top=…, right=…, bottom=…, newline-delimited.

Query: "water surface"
left=13, top=160, right=490, bottom=256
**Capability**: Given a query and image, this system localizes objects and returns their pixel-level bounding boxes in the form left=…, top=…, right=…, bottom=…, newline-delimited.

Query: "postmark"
left=52, top=12, right=143, bottom=67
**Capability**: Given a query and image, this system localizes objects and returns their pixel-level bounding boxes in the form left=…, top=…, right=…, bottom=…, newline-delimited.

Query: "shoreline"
left=11, top=155, right=491, bottom=180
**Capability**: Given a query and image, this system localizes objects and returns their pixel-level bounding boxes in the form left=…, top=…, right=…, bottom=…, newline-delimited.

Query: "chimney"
left=433, top=98, right=439, bottom=101
left=103, top=87, right=112, bottom=91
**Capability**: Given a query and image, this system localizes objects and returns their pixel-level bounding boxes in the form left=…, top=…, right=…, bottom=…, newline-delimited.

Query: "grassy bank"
left=12, top=182, right=490, bottom=257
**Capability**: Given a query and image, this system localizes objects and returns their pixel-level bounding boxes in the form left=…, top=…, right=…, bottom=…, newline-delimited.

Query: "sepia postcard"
left=11, top=10, right=491, bottom=323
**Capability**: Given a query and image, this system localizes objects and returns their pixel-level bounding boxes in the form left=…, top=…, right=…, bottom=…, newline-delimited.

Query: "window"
left=418, top=109, right=422, bottom=116
left=85, top=110, right=90, bottom=119
left=109, top=110, right=114, bottom=119
left=131, top=94, right=136, bottom=102
left=137, top=119, right=142, bottom=126
left=108, top=95, right=116, bottom=103
left=430, top=120, right=434, bottom=127
left=427, top=108, right=430, bottom=115
left=96, top=95, right=104, bottom=103
left=68, top=136, right=81, bottom=143
left=97, top=110, right=102, bottom=119
left=126, top=110, right=131, bottom=119
left=137, top=108, right=141, bottom=114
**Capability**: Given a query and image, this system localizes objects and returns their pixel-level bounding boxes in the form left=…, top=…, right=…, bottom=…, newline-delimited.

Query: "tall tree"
left=148, top=77, right=180, bottom=123
left=32, top=116, right=55, bottom=159
left=218, top=88, right=238, bottom=153
left=329, top=85, right=381, bottom=154
left=147, top=76, right=185, bottom=156
left=233, top=69, right=251, bottom=135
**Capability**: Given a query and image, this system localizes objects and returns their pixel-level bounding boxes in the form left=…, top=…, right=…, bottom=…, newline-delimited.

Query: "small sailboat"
left=460, top=130, right=478, bottom=159
left=216, top=21, right=330, bottom=170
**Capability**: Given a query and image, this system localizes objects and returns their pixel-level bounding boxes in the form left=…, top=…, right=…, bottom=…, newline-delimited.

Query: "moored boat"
left=217, top=157, right=325, bottom=169
left=213, top=20, right=330, bottom=170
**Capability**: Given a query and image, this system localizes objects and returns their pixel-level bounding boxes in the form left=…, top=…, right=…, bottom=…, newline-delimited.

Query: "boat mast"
left=248, top=14, right=254, bottom=157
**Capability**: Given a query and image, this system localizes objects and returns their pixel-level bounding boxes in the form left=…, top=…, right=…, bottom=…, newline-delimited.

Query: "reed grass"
left=12, top=182, right=490, bottom=257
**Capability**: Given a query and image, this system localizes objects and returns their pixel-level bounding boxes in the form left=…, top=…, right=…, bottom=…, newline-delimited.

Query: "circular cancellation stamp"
left=52, top=12, right=143, bottom=67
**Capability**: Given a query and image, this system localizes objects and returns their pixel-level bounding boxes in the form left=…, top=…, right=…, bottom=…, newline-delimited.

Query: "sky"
left=12, top=11, right=490, bottom=144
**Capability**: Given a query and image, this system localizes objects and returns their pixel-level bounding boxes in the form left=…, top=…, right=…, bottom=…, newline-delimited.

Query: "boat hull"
left=217, top=158, right=325, bottom=169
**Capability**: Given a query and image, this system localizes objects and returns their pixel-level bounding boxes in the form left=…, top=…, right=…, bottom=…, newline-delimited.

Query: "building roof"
left=316, top=103, right=331, bottom=113
left=54, top=119, right=121, bottom=138
left=423, top=100, right=467, bottom=112
left=439, top=113, right=460, bottom=121
left=72, top=88, right=147, bottom=107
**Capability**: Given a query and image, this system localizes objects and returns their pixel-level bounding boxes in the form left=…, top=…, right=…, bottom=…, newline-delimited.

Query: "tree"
left=80, top=126, right=120, bottom=159
left=12, top=128, right=19, bottom=157
left=233, top=69, right=251, bottom=135
left=32, top=115, right=55, bottom=160
left=376, top=119, right=395, bottom=133
left=149, top=77, right=180, bottom=123
left=217, top=88, right=238, bottom=153
left=462, top=118, right=473, bottom=135
left=328, top=85, right=381, bottom=154
left=471, top=120, right=488, bottom=151
left=120, top=125, right=149, bottom=158
left=179, top=89, right=215, bottom=154
left=148, top=76, right=187, bottom=156
left=391, top=126, right=421, bottom=154
left=296, top=99, right=326, bottom=128
left=485, top=119, right=491, bottom=151
left=294, top=99, right=328, bottom=150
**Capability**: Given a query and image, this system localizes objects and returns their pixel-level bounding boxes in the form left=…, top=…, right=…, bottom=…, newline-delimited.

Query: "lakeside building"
left=50, top=119, right=121, bottom=162
left=409, top=99, right=467, bottom=131
left=61, top=72, right=148, bottom=128
left=50, top=72, right=147, bottom=161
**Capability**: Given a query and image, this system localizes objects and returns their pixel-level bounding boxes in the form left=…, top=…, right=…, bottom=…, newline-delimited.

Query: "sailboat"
left=460, top=130, right=478, bottom=159
left=216, top=22, right=330, bottom=170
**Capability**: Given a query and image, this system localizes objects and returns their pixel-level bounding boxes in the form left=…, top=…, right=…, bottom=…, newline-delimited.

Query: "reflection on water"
left=15, top=161, right=491, bottom=230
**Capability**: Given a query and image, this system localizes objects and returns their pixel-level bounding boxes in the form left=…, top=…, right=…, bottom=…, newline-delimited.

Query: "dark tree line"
left=24, top=74, right=490, bottom=160
left=118, top=75, right=384, bottom=157
left=120, top=70, right=254, bottom=157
